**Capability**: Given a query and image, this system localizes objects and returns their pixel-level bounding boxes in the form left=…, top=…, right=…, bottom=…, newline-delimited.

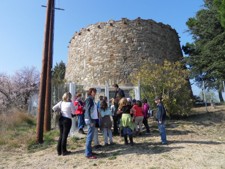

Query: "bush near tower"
left=131, top=60, right=193, bottom=117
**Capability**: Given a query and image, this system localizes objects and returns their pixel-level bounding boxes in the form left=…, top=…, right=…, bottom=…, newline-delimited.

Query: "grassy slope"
left=0, top=106, right=225, bottom=169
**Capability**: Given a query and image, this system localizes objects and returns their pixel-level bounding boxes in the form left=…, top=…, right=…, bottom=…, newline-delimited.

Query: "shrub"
left=130, top=60, right=193, bottom=116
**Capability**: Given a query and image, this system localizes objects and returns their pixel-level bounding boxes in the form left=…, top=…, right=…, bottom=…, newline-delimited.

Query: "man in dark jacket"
left=112, top=84, right=124, bottom=136
left=113, top=84, right=125, bottom=99
left=155, top=96, right=167, bottom=145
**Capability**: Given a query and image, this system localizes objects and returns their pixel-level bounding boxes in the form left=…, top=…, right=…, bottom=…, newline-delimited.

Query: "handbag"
left=54, top=101, right=62, bottom=119
left=101, top=115, right=112, bottom=128
left=55, top=110, right=62, bottom=119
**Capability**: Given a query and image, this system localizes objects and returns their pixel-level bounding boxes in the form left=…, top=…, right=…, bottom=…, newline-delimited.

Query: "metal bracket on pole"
left=41, top=5, right=65, bottom=11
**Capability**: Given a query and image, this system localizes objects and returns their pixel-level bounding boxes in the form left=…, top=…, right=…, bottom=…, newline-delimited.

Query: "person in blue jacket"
left=84, top=88, right=98, bottom=159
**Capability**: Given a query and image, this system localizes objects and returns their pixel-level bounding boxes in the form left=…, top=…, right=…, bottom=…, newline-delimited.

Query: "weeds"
left=0, top=109, right=59, bottom=152
left=0, top=109, right=34, bottom=129
left=0, top=109, right=36, bottom=150
left=68, top=136, right=85, bottom=149
left=27, top=130, right=59, bottom=152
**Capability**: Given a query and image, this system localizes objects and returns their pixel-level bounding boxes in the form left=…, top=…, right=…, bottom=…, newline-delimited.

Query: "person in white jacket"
left=52, top=92, right=76, bottom=156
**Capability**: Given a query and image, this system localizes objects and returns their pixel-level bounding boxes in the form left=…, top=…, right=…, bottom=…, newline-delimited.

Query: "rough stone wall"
left=65, top=18, right=183, bottom=86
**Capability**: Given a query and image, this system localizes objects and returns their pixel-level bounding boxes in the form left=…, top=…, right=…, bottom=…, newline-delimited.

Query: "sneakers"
left=94, top=144, right=102, bottom=149
left=62, top=151, right=71, bottom=156
left=86, top=152, right=98, bottom=159
left=104, top=142, right=115, bottom=146
left=92, top=152, right=98, bottom=155
left=86, top=155, right=97, bottom=159
left=145, top=132, right=150, bottom=135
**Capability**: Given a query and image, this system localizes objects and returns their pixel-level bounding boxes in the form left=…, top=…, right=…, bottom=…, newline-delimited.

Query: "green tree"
left=52, top=61, right=66, bottom=103
left=130, top=60, right=193, bottom=116
left=52, top=61, right=66, bottom=85
left=183, top=0, right=225, bottom=102
left=214, top=0, right=225, bottom=28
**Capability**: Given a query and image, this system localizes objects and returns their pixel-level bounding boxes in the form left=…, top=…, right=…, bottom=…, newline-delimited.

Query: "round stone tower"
left=65, top=18, right=183, bottom=86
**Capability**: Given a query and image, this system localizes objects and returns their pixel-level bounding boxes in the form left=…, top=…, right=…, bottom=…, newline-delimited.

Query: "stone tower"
left=65, top=18, right=183, bottom=86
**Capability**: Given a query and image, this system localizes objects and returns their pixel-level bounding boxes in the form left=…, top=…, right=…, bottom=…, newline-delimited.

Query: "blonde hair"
left=62, top=92, right=72, bottom=102
left=118, top=98, right=127, bottom=110
left=76, top=93, right=82, bottom=98
left=111, top=98, right=115, bottom=105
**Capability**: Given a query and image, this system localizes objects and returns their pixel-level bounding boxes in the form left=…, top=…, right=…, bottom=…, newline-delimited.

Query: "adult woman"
left=52, top=92, right=76, bottom=156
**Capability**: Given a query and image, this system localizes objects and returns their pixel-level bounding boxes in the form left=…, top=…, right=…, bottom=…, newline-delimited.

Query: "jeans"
left=57, top=116, right=72, bottom=154
left=158, top=122, right=167, bottom=144
left=77, top=114, right=85, bottom=130
left=93, top=127, right=100, bottom=146
left=123, top=127, right=133, bottom=136
left=103, top=128, right=113, bottom=144
left=85, top=124, right=95, bottom=157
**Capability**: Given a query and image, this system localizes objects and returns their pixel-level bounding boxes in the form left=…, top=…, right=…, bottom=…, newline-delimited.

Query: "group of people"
left=52, top=84, right=167, bottom=159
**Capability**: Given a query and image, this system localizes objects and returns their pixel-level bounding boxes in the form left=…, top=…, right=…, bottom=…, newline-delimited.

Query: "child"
left=99, top=100, right=113, bottom=145
left=118, top=98, right=135, bottom=145
left=133, top=100, right=144, bottom=135
left=74, top=93, right=85, bottom=134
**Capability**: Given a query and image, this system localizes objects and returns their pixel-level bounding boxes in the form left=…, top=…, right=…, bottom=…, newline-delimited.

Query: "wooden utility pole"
left=36, top=0, right=54, bottom=143
left=37, top=0, right=64, bottom=143
left=44, top=0, right=55, bottom=132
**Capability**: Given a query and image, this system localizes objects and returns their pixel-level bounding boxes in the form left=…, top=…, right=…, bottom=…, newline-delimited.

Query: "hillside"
left=0, top=106, right=225, bottom=169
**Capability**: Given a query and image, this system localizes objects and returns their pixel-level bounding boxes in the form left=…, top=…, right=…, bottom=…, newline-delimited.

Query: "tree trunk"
left=218, top=89, right=224, bottom=102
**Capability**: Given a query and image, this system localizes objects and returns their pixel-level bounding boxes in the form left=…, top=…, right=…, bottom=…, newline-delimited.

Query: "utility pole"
left=37, top=0, right=64, bottom=143
left=37, top=0, right=53, bottom=143
left=44, top=0, right=54, bottom=132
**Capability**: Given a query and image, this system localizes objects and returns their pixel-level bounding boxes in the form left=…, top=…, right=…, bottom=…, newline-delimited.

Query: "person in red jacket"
left=133, top=100, right=144, bottom=135
left=74, top=93, right=85, bottom=134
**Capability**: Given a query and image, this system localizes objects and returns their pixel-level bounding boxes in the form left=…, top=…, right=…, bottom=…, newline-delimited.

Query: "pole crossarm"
left=41, top=5, right=65, bottom=11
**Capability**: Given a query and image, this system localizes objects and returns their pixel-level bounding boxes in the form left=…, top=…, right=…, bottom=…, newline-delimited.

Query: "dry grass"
left=0, top=108, right=34, bottom=128
left=0, top=106, right=225, bottom=169
left=0, top=109, right=36, bottom=151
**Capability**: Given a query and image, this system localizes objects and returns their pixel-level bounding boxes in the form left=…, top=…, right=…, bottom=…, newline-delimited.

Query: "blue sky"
left=0, top=0, right=204, bottom=95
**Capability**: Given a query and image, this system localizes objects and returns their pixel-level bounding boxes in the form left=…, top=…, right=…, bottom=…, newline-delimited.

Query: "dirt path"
left=1, top=107, right=225, bottom=169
